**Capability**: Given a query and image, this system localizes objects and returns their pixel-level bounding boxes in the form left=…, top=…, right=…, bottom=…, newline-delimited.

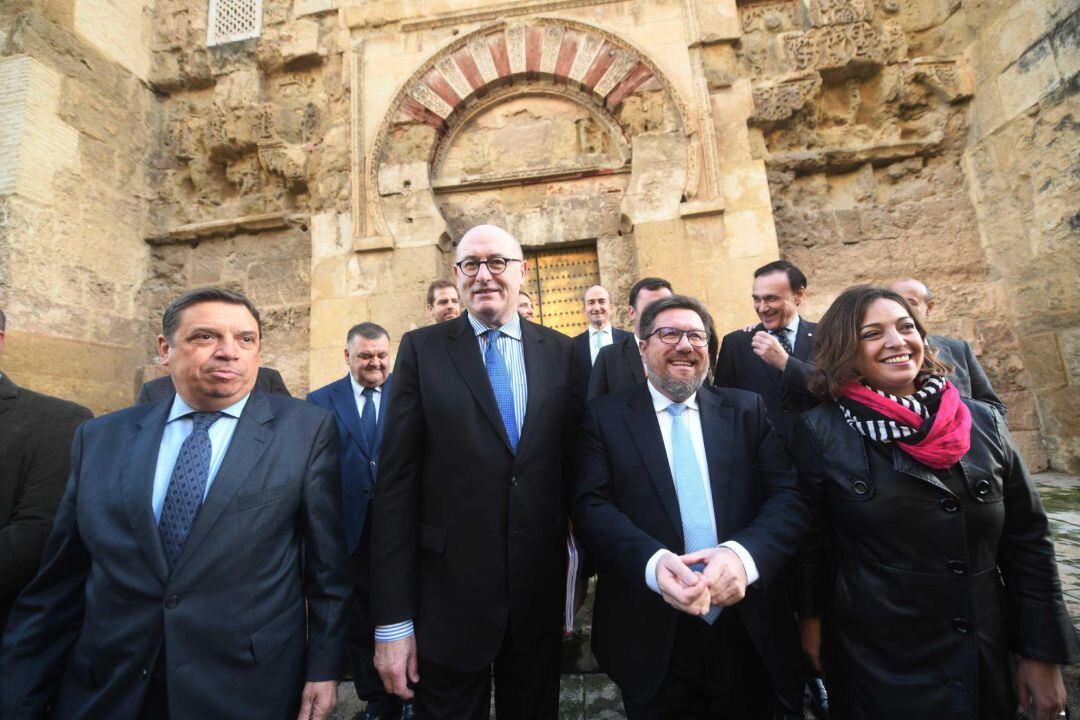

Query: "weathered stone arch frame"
left=363, top=16, right=700, bottom=248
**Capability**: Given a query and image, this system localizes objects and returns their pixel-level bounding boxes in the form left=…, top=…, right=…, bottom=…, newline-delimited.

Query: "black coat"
left=370, top=314, right=581, bottom=671
left=573, top=327, right=633, bottom=398
left=573, top=382, right=809, bottom=708
left=929, top=334, right=1003, bottom=408
left=135, top=366, right=290, bottom=404
left=793, top=399, right=1079, bottom=720
left=0, top=392, right=351, bottom=720
left=586, top=334, right=644, bottom=401
left=713, top=319, right=817, bottom=444
left=0, top=374, right=92, bottom=636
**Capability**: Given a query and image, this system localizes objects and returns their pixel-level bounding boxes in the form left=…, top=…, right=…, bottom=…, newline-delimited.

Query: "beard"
left=645, top=356, right=707, bottom=402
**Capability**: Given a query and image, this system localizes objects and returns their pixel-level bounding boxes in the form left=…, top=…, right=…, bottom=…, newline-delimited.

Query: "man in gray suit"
left=0, top=288, right=351, bottom=720
left=888, top=278, right=1003, bottom=407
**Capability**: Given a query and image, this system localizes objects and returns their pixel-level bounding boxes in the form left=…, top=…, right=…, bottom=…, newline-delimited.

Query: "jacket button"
left=511, top=476, right=519, bottom=487
left=362, top=488, right=371, bottom=495
left=940, top=497, right=959, bottom=513
left=851, top=480, right=869, bottom=495
left=370, top=461, right=376, bottom=468
left=974, top=479, right=991, bottom=496
left=165, top=595, right=179, bottom=609
left=953, top=617, right=971, bottom=634
left=947, top=560, right=967, bottom=575
left=140, top=669, right=150, bottom=681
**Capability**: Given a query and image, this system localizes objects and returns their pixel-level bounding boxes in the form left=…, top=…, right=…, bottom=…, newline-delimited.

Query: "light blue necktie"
left=484, top=329, right=519, bottom=453
left=159, top=411, right=222, bottom=568
left=666, top=403, right=720, bottom=623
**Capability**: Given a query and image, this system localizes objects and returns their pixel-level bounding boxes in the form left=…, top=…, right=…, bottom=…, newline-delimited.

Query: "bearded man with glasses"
left=573, top=294, right=810, bottom=719
left=370, top=225, right=581, bottom=719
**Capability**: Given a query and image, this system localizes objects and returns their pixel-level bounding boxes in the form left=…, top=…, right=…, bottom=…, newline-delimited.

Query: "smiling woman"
left=792, top=285, right=1079, bottom=720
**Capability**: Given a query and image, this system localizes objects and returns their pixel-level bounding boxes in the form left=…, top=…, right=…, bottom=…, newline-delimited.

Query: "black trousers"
left=623, top=611, right=780, bottom=720
left=413, top=624, right=561, bottom=720
left=349, top=509, right=401, bottom=717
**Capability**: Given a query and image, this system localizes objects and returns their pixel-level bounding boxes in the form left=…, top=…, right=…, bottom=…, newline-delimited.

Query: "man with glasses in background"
left=371, top=225, right=580, bottom=719
left=574, top=294, right=808, bottom=718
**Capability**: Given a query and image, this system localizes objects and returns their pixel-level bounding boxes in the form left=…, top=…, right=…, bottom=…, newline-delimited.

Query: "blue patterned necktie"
left=484, top=329, right=519, bottom=453
left=360, top=386, right=377, bottom=449
left=665, top=403, right=720, bottom=623
left=772, top=327, right=793, bottom=355
left=159, top=411, right=223, bottom=567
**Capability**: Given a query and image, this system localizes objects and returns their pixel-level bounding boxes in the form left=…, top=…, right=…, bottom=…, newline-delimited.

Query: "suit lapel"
left=124, top=401, right=172, bottom=583
left=793, top=317, right=814, bottom=362
left=517, top=321, right=546, bottom=454
left=330, top=374, right=369, bottom=457
left=173, top=392, right=274, bottom=572
left=622, top=337, right=646, bottom=383
left=446, top=316, right=513, bottom=452
left=576, top=333, right=591, bottom=374
left=697, top=389, right=735, bottom=538
left=624, top=386, right=683, bottom=539
left=0, top=373, right=16, bottom=416
left=373, top=374, right=391, bottom=458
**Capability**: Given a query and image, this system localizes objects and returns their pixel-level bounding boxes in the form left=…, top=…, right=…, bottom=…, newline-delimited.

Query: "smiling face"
left=752, top=271, right=804, bottom=331
left=855, top=297, right=925, bottom=396
left=158, top=301, right=260, bottom=411
left=427, top=286, right=461, bottom=323
left=454, top=225, right=526, bottom=328
left=582, top=285, right=612, bottom=329
left=640, top=307, right=710, bottom=402
left=346, top=333, right=390, bottom=388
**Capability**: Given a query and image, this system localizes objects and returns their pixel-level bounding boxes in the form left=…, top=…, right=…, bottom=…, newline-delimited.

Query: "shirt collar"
left=647, top=379, right=699, bottom=413
left=349, top=373, right=383, bottom=397
left=167, top=390, right=249, bottom=423
left=589, top=324, right=611, bottom=336
left=779, top=314, right=800, bottom=337
left=469, top=312, right=522, bottom=341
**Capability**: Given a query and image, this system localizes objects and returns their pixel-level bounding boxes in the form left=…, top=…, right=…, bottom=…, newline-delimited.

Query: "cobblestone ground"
left=332, top=472, right=1080, bottom=720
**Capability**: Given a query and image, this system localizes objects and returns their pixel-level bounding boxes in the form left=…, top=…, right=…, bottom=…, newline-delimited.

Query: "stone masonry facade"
left=0, top=0, right=1077, bottom=472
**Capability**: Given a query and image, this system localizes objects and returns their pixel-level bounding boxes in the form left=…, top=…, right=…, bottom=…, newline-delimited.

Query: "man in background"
left=517, top=290, right=535, bottom=321
left=0, top=308, right=93, bottom=639
left=587, top=278, right=672, bottom=401
left=572, top=285, right=632, bottom=397
left=426, top=280, right=461, bottom=324
left=888, top=278, right=1003, bottom=407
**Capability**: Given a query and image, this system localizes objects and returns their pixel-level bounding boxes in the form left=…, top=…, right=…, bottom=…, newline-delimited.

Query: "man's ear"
left=925, top=299, right=936, bottom=320
left=157, top=335, right=171, bottom=367
left=793, top=287, right=806, bottom=307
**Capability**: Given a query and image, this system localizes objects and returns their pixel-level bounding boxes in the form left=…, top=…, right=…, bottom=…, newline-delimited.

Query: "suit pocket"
left=250, top=602, right=304, bottom=663
left=236, top=483, right=294, bottom=511
left=419, top=523, right=446, bottom=555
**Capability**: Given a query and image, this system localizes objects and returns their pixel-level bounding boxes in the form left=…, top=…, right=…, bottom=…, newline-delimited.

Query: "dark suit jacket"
left=929, top=334, right=1003, bottom=408
left=587, top=334, right=645, bottom=401
left=714, top=318, right=817, bottom=444
left=136, top=366, right=290, bottom=404
left=307, top=374, right=392, bottom=554
left=0, top=374, right=92, bottom=637
left=573, top=327, right=633, bottom=398
left=370, top=314, right=581, bottom=671
left=573, top=382, right=809, bottom=707
left=0, top=392, right=351, bottom=720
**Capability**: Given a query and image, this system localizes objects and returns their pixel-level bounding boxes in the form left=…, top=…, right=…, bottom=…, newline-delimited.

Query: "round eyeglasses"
left=455, top=257, right=522, bottom=277
left=647, top=327, right=711, bottom=348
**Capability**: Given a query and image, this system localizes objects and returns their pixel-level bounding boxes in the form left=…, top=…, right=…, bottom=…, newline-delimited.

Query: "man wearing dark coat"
left=0, top=309, right=93, bottom=638
left=587, top=278, right=672, bottom=401
left=0, top=289, right=350, bottom=720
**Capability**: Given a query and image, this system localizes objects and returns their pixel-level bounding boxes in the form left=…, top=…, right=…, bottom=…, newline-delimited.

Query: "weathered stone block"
left=1018, top=332, right=1068, bottom=390
left=1059, top=327, right=1080, bottom=386
left=281, top=19, right=321, bottom=65
left=750, top=72, right=822, bottom=123
left=1011, top=429, right=1050, bottom=472
left=997, top=39, right=1061, bottom=118
left=800, top=0, right=874, bottom=28
left=622, top=132, right=686, bottom=224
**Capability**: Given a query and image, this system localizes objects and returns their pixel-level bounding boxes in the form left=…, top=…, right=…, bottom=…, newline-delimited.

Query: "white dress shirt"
left=642, top=381, right=759, bottom=594
left=777, top=314, right=800, bottom=354
left=349, top=373, right=383, bottom=422
left=588, top=324, right=614, bottom=364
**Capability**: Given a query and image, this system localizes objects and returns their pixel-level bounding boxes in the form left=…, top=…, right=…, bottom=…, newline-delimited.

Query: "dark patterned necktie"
left=159, top=411, right=223, bottom=567
left=772, top=328, right=793, bottom=355
left=360, top=386, right=377, bottom=449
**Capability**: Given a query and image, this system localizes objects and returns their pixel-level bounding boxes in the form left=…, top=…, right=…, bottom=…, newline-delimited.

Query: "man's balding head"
left=453, top=225, right=527, bottom=328
left=887, top=278, right=934, bottom=323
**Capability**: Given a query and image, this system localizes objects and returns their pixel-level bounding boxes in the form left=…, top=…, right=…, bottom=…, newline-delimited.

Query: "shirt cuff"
left=720, top=540, right=759, bottom=585
left=644, top=548, right=673, bottom=594
left=374, top=621, right=414, bottom=642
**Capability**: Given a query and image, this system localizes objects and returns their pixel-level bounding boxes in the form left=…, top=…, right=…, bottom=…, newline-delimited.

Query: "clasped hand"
left=655, top=547, right=747, bottom=617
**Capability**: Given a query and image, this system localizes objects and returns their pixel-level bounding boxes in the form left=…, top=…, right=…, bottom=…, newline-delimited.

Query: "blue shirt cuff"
left=374, top=621, right=414, bottom=642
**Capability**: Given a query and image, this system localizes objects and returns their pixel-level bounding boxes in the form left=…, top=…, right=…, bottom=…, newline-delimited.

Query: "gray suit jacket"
left=929, top=334, right=1003, bottom=408
left=0, top=391, right=351, bottom=720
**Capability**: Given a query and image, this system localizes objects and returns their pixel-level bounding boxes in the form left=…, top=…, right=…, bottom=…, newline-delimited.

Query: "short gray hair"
left=347, top=322, right=390, bottom=345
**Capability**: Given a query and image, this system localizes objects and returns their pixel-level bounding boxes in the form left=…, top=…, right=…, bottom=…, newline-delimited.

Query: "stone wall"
left=729, top=0, right=1079, bottom=470
left=0, top=1, right=155, bottom=413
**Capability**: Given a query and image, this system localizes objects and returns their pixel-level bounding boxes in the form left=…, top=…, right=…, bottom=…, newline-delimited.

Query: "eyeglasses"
left=455, top=257, right=522, bottom=277
left=647, top=327, right=710, bottom=348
